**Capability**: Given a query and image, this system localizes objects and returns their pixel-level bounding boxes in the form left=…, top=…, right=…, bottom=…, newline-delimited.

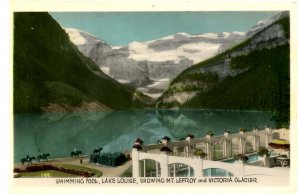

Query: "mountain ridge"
left=65, top=12, right=286, bottom=99
left=66, top=28, right=246, bottom=98
left=13, top=12, right=153, bottom=113
left=156, top=12, right=290, bottom=127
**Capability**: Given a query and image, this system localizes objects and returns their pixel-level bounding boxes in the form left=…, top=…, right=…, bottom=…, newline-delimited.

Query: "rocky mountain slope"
left=156, top=11, right=290, bottom=127
left=14, top=12, right=152, bottom=113
left=66, top=29, right=246, bottom=98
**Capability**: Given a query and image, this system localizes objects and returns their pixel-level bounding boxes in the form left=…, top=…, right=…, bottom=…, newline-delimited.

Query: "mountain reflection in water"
left=14, top=110, right=275, bottom=162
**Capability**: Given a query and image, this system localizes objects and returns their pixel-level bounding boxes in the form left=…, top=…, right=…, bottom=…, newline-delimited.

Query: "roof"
left=270, top=139, right=289, bottom=145
left=269, top=139, right=290, bottom=149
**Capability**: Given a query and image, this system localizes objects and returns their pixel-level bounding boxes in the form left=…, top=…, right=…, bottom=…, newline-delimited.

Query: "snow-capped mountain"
left=124, top=31, right=245, bottom=65
left=245, top=11, right=289, bottom=38
left=156, top=11, right=289, bottom=110
left=66, top=29, right=245, bottom=98
left=65, top=28, right=112, bottom=69
left=65, top=12, right=287, bottom=99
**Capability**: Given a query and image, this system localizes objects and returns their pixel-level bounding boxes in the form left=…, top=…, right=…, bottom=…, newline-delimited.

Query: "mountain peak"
left=246, top=11, right=289, bottom=38
left=174, top=32, right=190, bottom=37
left=64, top=28, right=107, bottom=45
left=67, top=28, right=246, bottom=99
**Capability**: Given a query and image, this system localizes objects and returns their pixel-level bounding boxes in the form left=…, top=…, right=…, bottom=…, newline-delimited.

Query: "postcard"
left=8, top=1, right=298, bottom=194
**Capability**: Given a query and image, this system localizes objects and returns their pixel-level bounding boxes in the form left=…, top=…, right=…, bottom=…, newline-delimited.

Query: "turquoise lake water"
left=14, top=109, right=275, bottom=162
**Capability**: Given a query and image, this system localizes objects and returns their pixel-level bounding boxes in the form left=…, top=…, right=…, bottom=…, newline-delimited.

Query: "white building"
left=131, top=128, right=290, bottom=178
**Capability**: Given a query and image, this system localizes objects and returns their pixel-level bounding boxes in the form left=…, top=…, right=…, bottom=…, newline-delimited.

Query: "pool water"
left=203, top=168, right=234, bottom=177
left=222, top=152, right=279, bottom=164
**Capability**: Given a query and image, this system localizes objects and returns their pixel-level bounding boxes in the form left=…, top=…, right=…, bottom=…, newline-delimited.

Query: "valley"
left=66, top=28, right=246, bottom=98
left=13, top=11, right=290, bottom=127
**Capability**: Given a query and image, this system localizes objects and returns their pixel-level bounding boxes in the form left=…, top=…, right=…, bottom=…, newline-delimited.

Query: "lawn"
left=18, top=163, right=102, bottom=178
left=20, top=170, right=76, bottom=178
left=53, top=164, right=102, bottom=177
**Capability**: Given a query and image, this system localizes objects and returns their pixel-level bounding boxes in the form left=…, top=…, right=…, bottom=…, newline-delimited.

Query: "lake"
left=14, top=109, right=275, bottom=162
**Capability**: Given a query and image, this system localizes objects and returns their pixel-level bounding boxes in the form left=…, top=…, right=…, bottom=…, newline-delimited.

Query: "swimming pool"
left=222, top=152, right=279, bottom=164
left=204, top=152, right=280, bottom=176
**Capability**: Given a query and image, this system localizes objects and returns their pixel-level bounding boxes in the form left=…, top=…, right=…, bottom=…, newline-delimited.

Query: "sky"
left=51, top=12, right=278, bottom=46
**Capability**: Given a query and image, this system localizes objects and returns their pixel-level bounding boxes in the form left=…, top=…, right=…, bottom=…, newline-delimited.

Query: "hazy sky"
left=50, top=12, right=279, bottom=46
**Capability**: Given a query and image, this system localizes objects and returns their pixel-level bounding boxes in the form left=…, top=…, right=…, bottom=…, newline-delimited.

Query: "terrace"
left=131, top=128, right=290, bottom=177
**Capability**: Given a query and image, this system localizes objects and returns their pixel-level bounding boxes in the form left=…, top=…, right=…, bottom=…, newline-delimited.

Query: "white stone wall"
left=132, top=148, right=289, bottom=177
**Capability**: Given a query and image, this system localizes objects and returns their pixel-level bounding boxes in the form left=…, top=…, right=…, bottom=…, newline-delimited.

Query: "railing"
left=133, top=128, right=290, bottom=162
